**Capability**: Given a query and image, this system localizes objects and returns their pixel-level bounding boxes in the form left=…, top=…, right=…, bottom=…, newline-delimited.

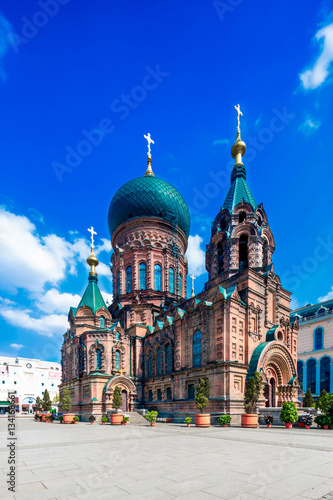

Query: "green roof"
left=76, top=275, right=107, bottom=315
left=222, top=165, right=257, bottom=212
left=246, top=342, right=271, bottom=380
left=108, top=175, right=191, bottom=237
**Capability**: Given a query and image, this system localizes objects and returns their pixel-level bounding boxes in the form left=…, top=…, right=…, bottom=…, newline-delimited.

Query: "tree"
left=42, top=390, right=52, bottom=412
left=52, top=393, right=59, bottom=404
left=112, top=386, right=123, bottom=410
left=35, top=396, right=43, bottom=412
left=303, top=388, right=314, bottom=407
left=244, top=371, right=262, bottom=414
left=195, top=378, right=210, bottom=413
left=62, top=386, right=72, bottom=412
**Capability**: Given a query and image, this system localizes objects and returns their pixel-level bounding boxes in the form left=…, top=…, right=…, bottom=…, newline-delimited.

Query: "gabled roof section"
left=222, top=173, right=257, bottom=212
left=76, top=275, right=107, bottom=315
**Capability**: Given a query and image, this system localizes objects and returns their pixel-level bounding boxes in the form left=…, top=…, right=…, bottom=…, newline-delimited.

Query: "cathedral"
left=59, top=109, right=299, bottom=423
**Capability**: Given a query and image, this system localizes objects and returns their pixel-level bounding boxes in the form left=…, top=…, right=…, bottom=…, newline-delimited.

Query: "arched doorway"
left=120, top=390, right=127, bottom=412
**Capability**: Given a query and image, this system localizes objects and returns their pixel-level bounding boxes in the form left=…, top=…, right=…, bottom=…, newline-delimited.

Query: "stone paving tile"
left=307, top=463, right=333, bottom=479
left=248, top=472, right=326, bottom=500
left=115, top=476, right=177, bottom=495
left=203, top=479, right=260, bottom=499
left=299, top=483, right=333, bottom=499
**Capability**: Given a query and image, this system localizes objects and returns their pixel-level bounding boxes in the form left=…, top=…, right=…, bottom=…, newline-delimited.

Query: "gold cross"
left=144, top=132, right=154, bottom=158
left=234, top=104, right=243, bottom=131
left=190, top=274, right=196, bottom=297
left=119, top=368, right=124, bottom=375
left=87, top=226, right=97, bottom=247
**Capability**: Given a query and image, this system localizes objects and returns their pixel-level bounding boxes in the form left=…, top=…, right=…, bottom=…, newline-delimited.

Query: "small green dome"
left=108, top=175, right=190, bottom=237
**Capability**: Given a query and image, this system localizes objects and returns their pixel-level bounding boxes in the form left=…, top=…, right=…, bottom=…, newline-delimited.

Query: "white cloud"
left=36, top=288, right=81, bottom=314
left=0, top=13, right=13, bottom=81
left=10, top=343, right=24, bottom=350
left=0, top=301, right=68, bottom=337
left=298, top=117, right=321, bottom=135
left=97, top=238, right=112, bottom=254
left=300, top=23, right=333, bottom=90
left=318, top=286, right=333, bottom=302
left=101, top=291, right=113, bottom=305
left=186, top=235, right=206, bottom=277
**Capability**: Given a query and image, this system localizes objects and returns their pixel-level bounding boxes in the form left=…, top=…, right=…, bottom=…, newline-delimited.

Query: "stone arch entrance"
left=102, top=375, right=137, bottom=411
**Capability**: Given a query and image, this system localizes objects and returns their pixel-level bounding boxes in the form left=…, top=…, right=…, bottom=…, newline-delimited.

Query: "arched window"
left=100, top=316, right=105, bottom=328
left=169, top=267, right=175, bottom=294
left=307, top=359, right=316, bottom=393
left=297, top=360, right=303, bottom=388
left=115, top=350, right=120, bottom=371
left=139, top=262, right=146, bottom=290
left=157, top=389, right=162, bottom=401
left=239, top=211, right=246, bottom=223
left=217, top=242, right=224, bottom=274
left=148, top=352, right=152, bottom=377
left=314, top=327, right=324, bottom=350
left=115, top=331, right=120, bottom=341
left=166, top=343, right=171, bottom=374
left=96, top=349, right=102, bottom=370
left=221, top=218, right=227, bottom=230
left=154, top=264, right=162, bottom=291
left=193, top=330, right=202, bottom=367
left=117, top=272, right=120, bottom=295
left=156, top=347, right=161, bottom=376
left=126, top=266, right=132, bottom=293
left=320, top=357, right=330, bottom=393
left=239, top=234, right=248, bottom=268
left=178, top=273, right=182, bottom=296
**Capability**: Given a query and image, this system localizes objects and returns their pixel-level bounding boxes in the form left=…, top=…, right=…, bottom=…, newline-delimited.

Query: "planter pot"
left=298, top=422, right=304, bottom=428
left=63, top=413, right=75, bottom=424
left=195, top=413, right=211, bottom=428
left=187, top=424, right=190, bottom=428
left=150, top=422, right=155, bottom=426
left=73, top=421, right=78, bottom=424
left=241, top=414, right=258, bottom=428
left=266, top=424, right=271, bottom=428
left=324, top=425, right=329, bottom=429
left=123, top=422, right=128, bottom=426
left=111, top=413, right=123, bottom=425
left=102, top=422, right=105, bottom=425
left=305, top=424, right=310, bottom=429
left=285, top=423, right=292, bottom=429
left=222, top=424, right=227, bottom=427
left=90, top=422, right=94, bottom=425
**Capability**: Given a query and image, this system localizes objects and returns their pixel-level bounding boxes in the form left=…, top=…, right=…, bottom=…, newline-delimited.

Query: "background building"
left=60, top=114, right=300, bottom=423
left=292, top=300, right=333, bottom=397
left=0, top=356, right=61, bottom=413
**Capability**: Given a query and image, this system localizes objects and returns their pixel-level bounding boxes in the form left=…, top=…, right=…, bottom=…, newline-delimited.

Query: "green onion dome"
left=108, top=175, right=190, bottom=237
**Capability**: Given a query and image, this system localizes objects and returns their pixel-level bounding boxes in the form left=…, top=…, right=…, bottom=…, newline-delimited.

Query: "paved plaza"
left=0, top=417, right=333, bottom=500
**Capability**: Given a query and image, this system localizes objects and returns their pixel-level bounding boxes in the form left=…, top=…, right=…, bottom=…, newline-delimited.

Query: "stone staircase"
left=124, top=411, right=149, bottom=426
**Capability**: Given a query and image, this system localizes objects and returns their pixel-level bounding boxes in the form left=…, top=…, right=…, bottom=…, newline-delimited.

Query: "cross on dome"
left=87, top=226, right=97, bottom=247
left=144, top=132, right=154, bottom=158
left=234, top=104, right=243, bottom=131
left=190, top=274, right=196, bottom=298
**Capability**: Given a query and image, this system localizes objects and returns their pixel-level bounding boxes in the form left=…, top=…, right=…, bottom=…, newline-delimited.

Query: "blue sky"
left=0, top=0, right=333, bottom=362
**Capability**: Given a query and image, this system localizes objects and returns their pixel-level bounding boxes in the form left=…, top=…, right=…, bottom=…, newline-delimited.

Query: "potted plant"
left=110, top=386, right=123, bottom=425
left=280, top=402, right=298, bottom=428
left=58, top=415, right=63, bottom=424
left=303, top=388, right=314, bottom=408
left=298, top=416, right=306, bottom=428
left=73, top=416, right=79, bottom=424
left=62, top=387, right=75, bottom=424
left=242, top=371, right=262, bottom=428
left=303, top=414, right=313, bottom=429
left=184, top=417, right=192, bottom=428
left=218, top=415, right=232, bottom=427
left=35, top=396, right=43, bottom=413
left=101, top=416, right=108, bottom=425
left=123, top=416, right=129, bottom=426
left=48, top=414, right=55, bottom=423
left=264, top=414, right=274, bottom=428
left=323, top=415, right=331, bottom=430
left=195, top=379, right=210, bottom=427
left=34, top=414, right=39, bottom=422
left=44, top=414, right=49, bottom=422
left=146, top=410, right=158, bottom=426
left=89, top=415, right=96, bottom=425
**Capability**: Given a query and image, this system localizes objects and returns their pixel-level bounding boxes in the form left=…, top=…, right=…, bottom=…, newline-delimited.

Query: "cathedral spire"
left=144, top=132, right=155, bottom=176
left=231, top=104, right=246, bottom=166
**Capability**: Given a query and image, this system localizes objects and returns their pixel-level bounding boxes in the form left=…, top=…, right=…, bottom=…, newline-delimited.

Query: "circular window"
left=26, top=363, right=32, bottom=369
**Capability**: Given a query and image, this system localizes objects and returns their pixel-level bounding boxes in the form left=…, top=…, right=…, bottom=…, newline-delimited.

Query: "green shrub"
left=89, top=414, right=96, bottom=422
left=58, top=415, right=63, bottom=422
left=112, top=386, right=123, bottom=410
left=195, top=379, right=210, bottom=413
left=244, top=371, right=262, bottom=414
left=280, top=402, right=298, bottom=424
left=123, top=416, right=129, bottom=423
left=146, top=410, right=158, bottom=423
left=184, top=417, right=192, bottom=424
left=62, top=387, right=72, bottom=412
left=218, top=415, right=232, bottom=426
left=303, top=388, right=314, bottom=407
left=73, top=416, right=79, bottom=422
left=101, top=416, right=108, bottom=423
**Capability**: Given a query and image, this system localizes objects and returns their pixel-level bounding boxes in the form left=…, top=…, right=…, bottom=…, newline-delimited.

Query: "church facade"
left=59, top=114, right=299, bottom=422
